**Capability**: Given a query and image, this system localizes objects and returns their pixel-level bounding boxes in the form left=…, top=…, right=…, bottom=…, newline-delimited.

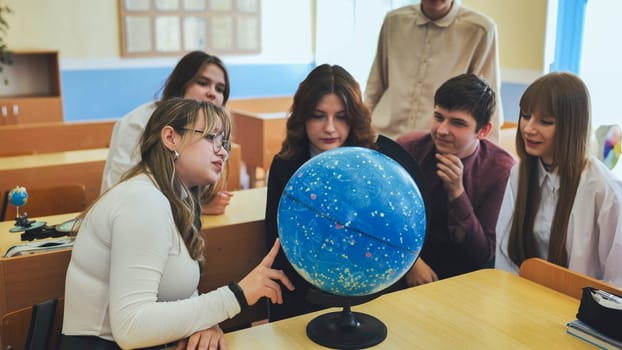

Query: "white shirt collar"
left=537, top=159, right=560, bottom=192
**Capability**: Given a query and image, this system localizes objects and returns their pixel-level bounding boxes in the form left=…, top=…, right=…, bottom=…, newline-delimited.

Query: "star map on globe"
left=277, top=146, right=426, bottom=297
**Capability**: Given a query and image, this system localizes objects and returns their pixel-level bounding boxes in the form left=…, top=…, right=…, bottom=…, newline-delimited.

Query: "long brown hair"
left=78, top=99, right=231, bottom=266
left=508, top=72, right=591, bottom=267
left=278, top=64, right=376, bottom=159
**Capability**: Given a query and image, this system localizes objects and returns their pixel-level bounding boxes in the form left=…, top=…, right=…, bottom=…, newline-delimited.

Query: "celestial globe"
left=277, top=147, right=426, bottom=297
left=8, top=186, right=29, bottom=207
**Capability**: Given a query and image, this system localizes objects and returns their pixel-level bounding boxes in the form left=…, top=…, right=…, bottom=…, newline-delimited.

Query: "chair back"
left=518, top=257, right=622, bottom=299
left=1, top=185, right=87, bottom=221
left=1, top=298, right=64, bottom=350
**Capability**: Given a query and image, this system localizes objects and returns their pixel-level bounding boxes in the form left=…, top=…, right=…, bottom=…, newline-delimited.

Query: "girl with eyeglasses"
left=61, top=99, right=293, bottom=349
left=102, top=51, right=234, bottom=215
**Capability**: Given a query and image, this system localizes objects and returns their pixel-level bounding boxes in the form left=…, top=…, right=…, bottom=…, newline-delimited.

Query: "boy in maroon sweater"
left=397, top=74, right=516, bottom=285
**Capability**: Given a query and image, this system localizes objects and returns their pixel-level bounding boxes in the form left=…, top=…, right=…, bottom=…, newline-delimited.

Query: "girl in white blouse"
left=495, top=72, right=622, bottom=288
left=62, top=99, right=293, bottom=349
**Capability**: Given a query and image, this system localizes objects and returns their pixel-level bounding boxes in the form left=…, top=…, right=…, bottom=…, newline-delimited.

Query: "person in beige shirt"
left=365, top=0, right=502, bottom=142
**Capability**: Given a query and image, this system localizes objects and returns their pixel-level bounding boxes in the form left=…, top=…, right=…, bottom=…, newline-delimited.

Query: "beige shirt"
left=365, top=3, right=502, bottom=141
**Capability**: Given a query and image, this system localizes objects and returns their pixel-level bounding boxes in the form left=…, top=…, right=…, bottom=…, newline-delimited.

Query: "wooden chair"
left=1, top=298, right=64, bottom=350
left=1, top=185, right=87, bottom=222
left=518, top=257, right=622, bottom=299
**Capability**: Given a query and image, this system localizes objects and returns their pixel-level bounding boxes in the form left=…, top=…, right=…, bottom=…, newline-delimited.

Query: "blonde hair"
left=78, top=99, right=231, bottom=266
left=508, top=72, right=591, bottom=267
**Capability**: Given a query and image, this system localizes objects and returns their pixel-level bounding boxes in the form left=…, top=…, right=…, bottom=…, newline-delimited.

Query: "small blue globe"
left=277, top=147, right=426, bottom=296
left=8, top=186, right=29, bottom=207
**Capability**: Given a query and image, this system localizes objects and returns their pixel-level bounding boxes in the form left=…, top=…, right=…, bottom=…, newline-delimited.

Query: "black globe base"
left=306, top=305, right=387, bottom=349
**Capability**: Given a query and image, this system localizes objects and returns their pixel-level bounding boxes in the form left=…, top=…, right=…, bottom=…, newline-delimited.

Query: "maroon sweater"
left=397, top=131, right=516, bottom=279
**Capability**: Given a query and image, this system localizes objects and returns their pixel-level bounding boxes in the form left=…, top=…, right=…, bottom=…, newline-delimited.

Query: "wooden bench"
left=0, top=120, right=115, bottom=157
left=227, top=96, right=292, bottom=114
left=229, top=111, right=288, bottom=186
left=0, top=121, right=113, bottom=211
left=0, top=143, right=242, bottom=211
left=0, top=187, right=267, bottom=333
left=0, top=148, right=108, bottom=207
left=226, top=97, right=293, bottom=186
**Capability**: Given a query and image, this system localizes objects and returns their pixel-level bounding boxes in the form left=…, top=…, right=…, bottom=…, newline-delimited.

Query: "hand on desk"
left=201, top=191, right=233, bottom=215
left=406, top=258, right=439, bottom=286
left=239, top=239, right=294, bottom=305
left=175, top=324, right=226, bottom=350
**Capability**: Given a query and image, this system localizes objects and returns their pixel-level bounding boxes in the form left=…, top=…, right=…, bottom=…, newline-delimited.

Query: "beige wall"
left=3, top=0, right=314, bottom=62
left=4, top=0, right=548, bottom=72
left=464, top=0, right=548, bottom=72
left=4, top=0, right=120, bottom=58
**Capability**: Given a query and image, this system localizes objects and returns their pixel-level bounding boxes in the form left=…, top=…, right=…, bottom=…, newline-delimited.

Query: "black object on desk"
left=8, top=213, right=74, bottom=241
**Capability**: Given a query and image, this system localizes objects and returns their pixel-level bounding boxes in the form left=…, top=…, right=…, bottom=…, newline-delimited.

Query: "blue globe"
left=8, top=186, right=29, bottom=207
left=277, top=147, right=426, bottom=296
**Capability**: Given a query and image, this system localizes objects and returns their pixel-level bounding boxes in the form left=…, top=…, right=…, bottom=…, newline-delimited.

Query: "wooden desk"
left=225, top=143, right=242, bottom=191
left=0, top=148, right=108, bottom=205
left=200, top=187, right=267, bottom=330
left=0, top=212, right=75, bottom=319
left=0, top=144, right=242, bottom=208
left=0, top=213, right=76, bottom=255
left=0, top=187, right=267, bottom=331
left=230, top=110, right=289, bottom=185
left=225, top=269, right=593, bottom=349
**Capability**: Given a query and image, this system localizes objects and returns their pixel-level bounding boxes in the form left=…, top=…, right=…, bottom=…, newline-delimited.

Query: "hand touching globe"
left=277, top=147, right=426, bottom=297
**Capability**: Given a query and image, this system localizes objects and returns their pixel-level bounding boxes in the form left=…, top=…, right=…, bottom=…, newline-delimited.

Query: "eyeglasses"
left=179, top=128, right=231, bottom=154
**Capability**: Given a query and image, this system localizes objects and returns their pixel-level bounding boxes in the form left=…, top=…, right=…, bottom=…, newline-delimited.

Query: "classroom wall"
left=3, top=0, right=315, bottom=120
left=464, top=0, right=547, bottom=73
left=3, top=0, right=548, bottom=122
left=462, top=0, right=548, bottom=121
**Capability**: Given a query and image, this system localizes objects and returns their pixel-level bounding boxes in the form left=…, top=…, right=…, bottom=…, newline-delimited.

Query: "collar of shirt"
left=537, top=159, right=560, bottom=193
left=415, top=1, right=461, bottom=28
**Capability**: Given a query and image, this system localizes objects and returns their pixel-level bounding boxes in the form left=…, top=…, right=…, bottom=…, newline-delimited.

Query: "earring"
left=173, top=150, right=179, bottom=160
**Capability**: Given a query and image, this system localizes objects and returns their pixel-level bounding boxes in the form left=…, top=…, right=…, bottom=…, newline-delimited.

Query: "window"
left=315, top=0, right=416, bottom=88
left=119, top=0, right=261, bottom=57
left=580, top=1, right=621, bottom=127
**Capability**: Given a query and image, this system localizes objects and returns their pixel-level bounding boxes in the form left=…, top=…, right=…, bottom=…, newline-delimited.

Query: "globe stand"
left=306, top=300, right=386, bottom=350
left=9, top=213, right=48, bottom=241
left=302, top=288, right=388, bottom=349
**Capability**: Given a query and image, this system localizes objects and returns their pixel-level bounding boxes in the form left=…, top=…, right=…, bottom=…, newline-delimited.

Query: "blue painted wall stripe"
left=61, top=62, right=524, bottom=123
left=61, top=63, right=315, bottom=121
